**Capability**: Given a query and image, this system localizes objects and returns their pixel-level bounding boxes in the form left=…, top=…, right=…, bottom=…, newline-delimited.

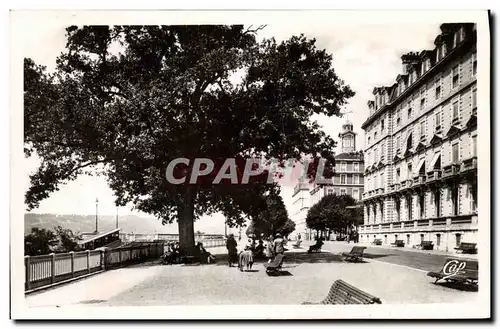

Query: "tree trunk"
left=177, top=188, right=196, bottom=255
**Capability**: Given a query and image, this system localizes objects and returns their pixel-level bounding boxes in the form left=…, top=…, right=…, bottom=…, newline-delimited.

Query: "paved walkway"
left=25, top=239, right=479, bottom=307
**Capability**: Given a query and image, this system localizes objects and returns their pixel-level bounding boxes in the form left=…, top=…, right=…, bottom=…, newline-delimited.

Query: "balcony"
left=413, top=175, right=426, bottom=186
left=432, top=218, right=447, bottom=226
left=461, top=157, right=477, bottom=173
left=381, top=223, right=390, bottom=230
left=426, top=170, right=442, bottom=182
left=442, top=164, right=460, bottom=178
left=400, top=179, right=413, bottom=190
left=417, top=219, right=430, bottom=227
left=375, top=187, right=385, bottom=195
left=392, top=222, right=402, bottom=229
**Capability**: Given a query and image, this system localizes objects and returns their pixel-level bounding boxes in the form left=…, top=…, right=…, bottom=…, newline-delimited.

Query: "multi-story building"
left=310, top=121, right=365, bottom=207
left=290, top=179, right=312, bottom=240
left=359, top=23, right=477, bottom=252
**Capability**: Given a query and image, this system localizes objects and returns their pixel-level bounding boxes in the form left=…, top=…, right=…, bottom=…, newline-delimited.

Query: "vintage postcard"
left=10, top=9, right=491, bottom=319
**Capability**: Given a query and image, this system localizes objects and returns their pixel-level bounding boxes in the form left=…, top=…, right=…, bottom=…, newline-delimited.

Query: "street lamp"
left=95, top=198, right=99, bottom=233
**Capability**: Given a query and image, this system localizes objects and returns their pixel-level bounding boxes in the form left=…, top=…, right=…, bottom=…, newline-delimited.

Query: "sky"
left=22, top=23, right=441, bottom=234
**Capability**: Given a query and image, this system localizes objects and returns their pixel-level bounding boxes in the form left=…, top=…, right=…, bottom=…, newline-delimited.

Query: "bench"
left=307, top=241, right=323, bottom=253
left=454, top=242, right=477, bottom=254
left=263, top=254, right=284, bottom=275
left=390, top=240, right=405, bottom=247
left=416, top=241, right=434, bottom=250
left=341, top=246, right=367, bottom=262
left=292, top=240, right=302, bottom=248
left=427, top=258, right=478, bottom=285
left=302, top=279, right=382, bottom=305
left=372, top=239, right=382, bottom=246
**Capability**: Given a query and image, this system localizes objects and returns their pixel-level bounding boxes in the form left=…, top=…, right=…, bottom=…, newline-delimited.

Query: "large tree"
left=306, top=193, right=361, bottom=238
left=24, top=25, right=354, bottom=252
left=245, top=192, right=295, bottom=238
left=24, top=227, right=58, bottom=256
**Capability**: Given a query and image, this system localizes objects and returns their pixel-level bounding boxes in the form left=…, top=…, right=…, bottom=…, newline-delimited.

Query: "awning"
left=428, top=153, right=441, bottom=171
left=415, top=158, right=425, bottom=175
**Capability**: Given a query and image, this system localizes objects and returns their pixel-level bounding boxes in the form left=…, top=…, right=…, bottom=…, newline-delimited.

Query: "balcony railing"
left=461, top=157, right=477, bottom=172
left=392, top=222, right=401, bottom=229
left=426, top=170, right=442, bottom=182
left=413, top=175, right=426, bottom=185
left=400, top=179, right=413, bottom=189
left=432, top=218, right=447, bottom=226
left=442, top=164, right=460, bottom=178
left=417, top=219, right=430, bottom=227
left=451, top=216, right=473, bottom=225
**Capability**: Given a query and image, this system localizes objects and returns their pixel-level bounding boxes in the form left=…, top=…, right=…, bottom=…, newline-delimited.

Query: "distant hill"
left=24, top=213, right=179, bottom=235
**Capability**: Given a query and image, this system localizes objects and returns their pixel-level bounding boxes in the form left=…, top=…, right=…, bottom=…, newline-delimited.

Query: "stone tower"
left=339, top=120, right=357, bottom=153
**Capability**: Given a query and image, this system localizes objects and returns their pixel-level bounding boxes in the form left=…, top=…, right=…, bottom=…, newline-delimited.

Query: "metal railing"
left=25, top=242, right=164, bottom=293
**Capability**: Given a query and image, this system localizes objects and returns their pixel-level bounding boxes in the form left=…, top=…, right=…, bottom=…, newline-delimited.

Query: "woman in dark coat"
left=226, top=234, right=238, bottom=267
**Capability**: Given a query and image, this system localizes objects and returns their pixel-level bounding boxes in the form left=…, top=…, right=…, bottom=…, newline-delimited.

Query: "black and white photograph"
left=9, top=9, right=491, bottom=320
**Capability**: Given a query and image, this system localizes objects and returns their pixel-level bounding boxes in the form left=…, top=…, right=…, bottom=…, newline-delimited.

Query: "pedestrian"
left=265, top=235, right=274, bottom=263
left=226, top=234, right=238, bottom=267
left=274, top=233, right=285, bottom=255
left=298, top=233, right=302, bottom=241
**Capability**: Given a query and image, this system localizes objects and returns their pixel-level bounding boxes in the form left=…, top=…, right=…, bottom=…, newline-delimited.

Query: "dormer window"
left=441, top=43, right=447, bottom=58
left=472, top=52, right=477, bottom=76
left=453, top=27, right=465, bottom=48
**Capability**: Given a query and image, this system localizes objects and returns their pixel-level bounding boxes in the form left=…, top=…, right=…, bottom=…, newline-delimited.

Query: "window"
left=374, top=132, right=378, bottom=140
left=408, top=106, right=413, bottom=120
left=380, top=173, right=384, bottom=188
left=327, top=188, right=334, bottom=195
left=455, top=233, right=461, bottom=247
left=374, top=147, right=378, bottom=161
left=396, top=136, right=401, bottom=151
left=353, top=189, right=359, bottom=200
left=381, top=119, right=385, bottom=132
left=435, top=79, right=441, bottom=99
left=472, top=52, right=477, bottom=76
left=436, top=234, right=441, bottom=246
left=472, top=88, right=477, bottom=110
left=340, top=174, right=346, bottom=184
left=407, top=132, right=413, bottom=149
left=435, top=110, right=442, bottom=131
left=452, top=100, right=459, bottom=121
left=434, top=190, right=441, bottom=217
left=408, top=195, right=413, bottom=221
left=420, top=234, right=424, bottom=243
left=380, top=142, right=385, bottom=161
left=396, top=108, right=402, bottom=126
left=441, top=43, right=447, bottom=59
left=340, top=189, right=346, bottom=196
left=353, top=174, right=359, bottom=184
left=420, top=121, right=425, bottom=140
left=395, top=200, right=400, bottom=221
left=341, top=161, right=347, bottom=172
left=407, top=163, right=413, bottom=178
left=406, top=234, right=410, bottom=245
left=419, top=194, right=425, bottom=219
left=452, top=65, right=459, bottom=89
left=353, top=162, right=359, bottom=171
left=472, top=135, right=477, bottom=157
left=396, top=168, right=401, bottom=183
left=368, top=136, right=371, bottom=145
left=452, top=143, right=459, bottom=163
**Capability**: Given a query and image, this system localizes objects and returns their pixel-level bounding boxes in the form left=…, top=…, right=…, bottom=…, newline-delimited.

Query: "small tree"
left=246, top=193, right=294, bottom=238
left=24, top=227, right=58, bottom=256
left=306, top=193, right=359, bottom=238
left=53, top=225, right=81, bottom=253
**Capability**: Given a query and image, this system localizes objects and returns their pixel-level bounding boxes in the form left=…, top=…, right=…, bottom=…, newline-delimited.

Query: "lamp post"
left=224, top=219, right=227, bottom=238
left=95, top=198, right=99, bottom=233
left=116, top=206, right=119, bottom=229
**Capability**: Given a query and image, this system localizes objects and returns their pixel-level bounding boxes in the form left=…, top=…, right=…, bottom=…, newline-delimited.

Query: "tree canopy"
left=245, top=192, right=295, bottom=238
left=24, top=226, right=81, bottom=256
left=24, top=25, right=354, bottom=250
left=306, top=193, right=362, bottom=234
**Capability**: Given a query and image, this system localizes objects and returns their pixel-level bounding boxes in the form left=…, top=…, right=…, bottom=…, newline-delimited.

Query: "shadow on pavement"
left=267, top=270, right=293, bottom=277
left=433, top=282, right=479, bottom=292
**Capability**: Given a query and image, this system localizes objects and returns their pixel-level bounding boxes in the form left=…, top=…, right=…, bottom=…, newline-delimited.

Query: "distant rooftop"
left=78, top=228, right=121, bottom=245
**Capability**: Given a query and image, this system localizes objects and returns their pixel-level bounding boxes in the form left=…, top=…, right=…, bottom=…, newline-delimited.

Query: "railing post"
left=25, top=256, right=31, bottom=291
left=50, top=253, right=56, bottom=284
left=100, top=249, right=105, bottom=271
left=86, top=250, right=91, bottom=274
left=69, top=251, right=75, bottom=278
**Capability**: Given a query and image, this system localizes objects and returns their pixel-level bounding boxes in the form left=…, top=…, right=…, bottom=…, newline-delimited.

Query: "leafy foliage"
left=24, top=25, right=354, bottom=249
left=24, top=227, right=59, bottom=256
left=245, top=193, right=295, bottom=237
left=24, top=226, right=82, bottom=256
left=306, top=193, right=361, bottom=233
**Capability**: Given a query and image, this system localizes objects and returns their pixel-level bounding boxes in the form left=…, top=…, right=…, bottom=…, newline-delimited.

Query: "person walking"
left=226, top=234, right=238, bottom=267
left=265, top=235, right=274, bottom=263
left=274, top=233, right=285, bottom=255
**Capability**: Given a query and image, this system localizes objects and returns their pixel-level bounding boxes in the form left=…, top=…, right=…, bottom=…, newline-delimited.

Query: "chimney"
left=401, top=52, right=421, bottom=74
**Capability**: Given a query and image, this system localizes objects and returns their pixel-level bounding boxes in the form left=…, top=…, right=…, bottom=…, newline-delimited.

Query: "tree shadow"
left=266, top=270, right=293, bottom=277
left=433, top=281, right=479, bottom=292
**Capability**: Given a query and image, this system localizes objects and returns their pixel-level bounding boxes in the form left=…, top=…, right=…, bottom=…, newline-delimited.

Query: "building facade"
left=359, top=23, right=478, bottom=252
left=310, top=121, right=365, bottom=207
left=291, top=180, right=312, bottom=240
